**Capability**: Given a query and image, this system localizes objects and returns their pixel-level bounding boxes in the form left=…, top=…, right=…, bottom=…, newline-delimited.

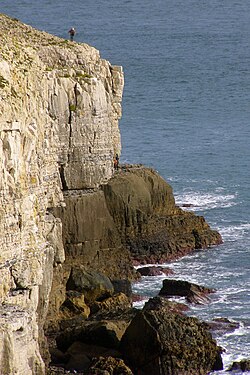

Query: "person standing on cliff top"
left=114, top=154, right=119, bottom=170
left=68, top=27, right=76, bottom=41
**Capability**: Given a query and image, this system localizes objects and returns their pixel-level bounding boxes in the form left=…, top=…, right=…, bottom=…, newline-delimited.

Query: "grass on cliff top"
left=0, top=13, right=83, bottom=64
left=0, top=13, right=99, bottom=80
left=0, top=14, right=66, bottom=45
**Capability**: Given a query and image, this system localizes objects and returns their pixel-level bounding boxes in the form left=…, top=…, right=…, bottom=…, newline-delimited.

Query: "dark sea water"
left=1, top=1, right=249, bottom=373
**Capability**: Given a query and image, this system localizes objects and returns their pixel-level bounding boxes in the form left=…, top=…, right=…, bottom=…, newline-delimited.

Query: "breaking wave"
left=175, top=190, right=238, bottom=211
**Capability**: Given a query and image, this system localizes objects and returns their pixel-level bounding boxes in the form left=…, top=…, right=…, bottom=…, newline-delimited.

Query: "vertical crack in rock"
left=59, top=165, right=68, bottom=191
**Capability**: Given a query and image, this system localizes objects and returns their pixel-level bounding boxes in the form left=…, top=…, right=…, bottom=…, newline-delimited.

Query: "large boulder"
left=143, top=296, right=189, bottom=315
left=66, top=266, right=114, bottom=304
left=90, top=292, right=132, bottom=315
left=56, top=308, right=137, bottom=353
left=159, top=279, right=215, bottom=304
left=120, top=297, right=223, bottom=375
left=227, top=359, right=250, bottom=372
left=111, top=279, right=132, bottom=297
left=60, top=291, right=90, bottom=319
left=137, top=266, right=174, bottom=276
left=88, top=356, right=133, bottom=375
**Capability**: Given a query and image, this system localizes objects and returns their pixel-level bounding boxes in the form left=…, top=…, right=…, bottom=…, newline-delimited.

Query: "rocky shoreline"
left=43, top=165, right=226, bottom=374
left=0, top=14, right=247, bottom=374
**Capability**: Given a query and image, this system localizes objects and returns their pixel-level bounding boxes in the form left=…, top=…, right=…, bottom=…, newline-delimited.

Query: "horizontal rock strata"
left=0, top=13, right=124, bottom=374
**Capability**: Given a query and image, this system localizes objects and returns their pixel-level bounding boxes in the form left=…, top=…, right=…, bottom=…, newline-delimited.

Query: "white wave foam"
left=218, top=223, right=250, bottom=240
left=224, top=322, right=247, bottom=338
left=175, top=191, right=237, bottom=211
left=224, top=286, right=249, bottom=295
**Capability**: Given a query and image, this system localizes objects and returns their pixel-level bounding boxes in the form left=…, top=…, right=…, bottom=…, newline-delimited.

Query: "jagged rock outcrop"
left=88, top=356, right=134, bottom=375
left=102, top=166, right=222, bottom=264
left=0, top=13, right=124, bottom=374
left=120, top=297, right=223, bottom=375
left=47, top=165, right=221, bottom=333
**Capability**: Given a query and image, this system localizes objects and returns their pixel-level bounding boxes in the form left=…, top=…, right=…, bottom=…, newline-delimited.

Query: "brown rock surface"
left=56, top=308, right=137, bottom=353
left=53, top=190, right=136, bottom=281
left=90, top=292, right=132, bottom=315
left=0, top=13, right=224, bottom=375
left=88, top=356, right=134, bottom=375
left=103, top=166, right=222, bottom=264
left=137, top=265, right=174, bottom=276
left=66, top=266, right=114, bottom=303
left=207, top=317, right=240, bottom=334
left=120, top=301, right=223, bottom=375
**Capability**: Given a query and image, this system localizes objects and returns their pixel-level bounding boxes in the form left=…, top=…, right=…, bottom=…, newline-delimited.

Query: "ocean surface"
left=1, top=1, right=249, bottom=373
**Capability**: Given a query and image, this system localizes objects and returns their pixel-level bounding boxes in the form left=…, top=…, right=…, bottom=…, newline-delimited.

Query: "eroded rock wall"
left=0, top=14, right=124, bottom=374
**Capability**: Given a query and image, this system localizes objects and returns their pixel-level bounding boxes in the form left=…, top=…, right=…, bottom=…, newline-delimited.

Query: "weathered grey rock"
left=66, top=266, right=114, bottom=303
left=0, top=305, right=45, bottom=375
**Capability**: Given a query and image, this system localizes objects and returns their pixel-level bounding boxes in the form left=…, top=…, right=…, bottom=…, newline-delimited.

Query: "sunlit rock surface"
left=0, top=13, right=124, bottom=374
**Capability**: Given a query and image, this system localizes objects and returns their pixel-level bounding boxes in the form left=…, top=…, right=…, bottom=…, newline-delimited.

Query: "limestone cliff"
left=0, top=14, right=124, bottom=374
left=0, top=14, right=223, bottom=375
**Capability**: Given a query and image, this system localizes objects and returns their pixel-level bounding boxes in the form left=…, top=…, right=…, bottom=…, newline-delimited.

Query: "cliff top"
left=0, top=13, right=102, bottom=72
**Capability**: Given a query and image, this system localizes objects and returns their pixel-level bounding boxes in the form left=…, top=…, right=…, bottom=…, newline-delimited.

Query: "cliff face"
left=0, top=14, right=124, bottom=374
left=0, top=14, right=223, bottom=375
